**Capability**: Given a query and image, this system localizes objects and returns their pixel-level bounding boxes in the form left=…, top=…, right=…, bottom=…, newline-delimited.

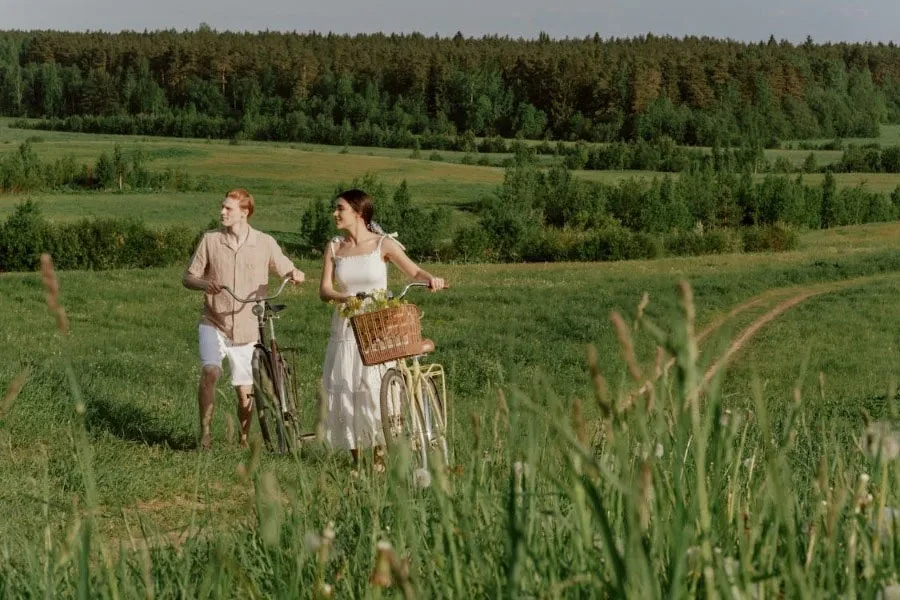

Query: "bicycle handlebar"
left=355, top=281, right=447, bottom=302
left=222, top=277, right=292, bottom=304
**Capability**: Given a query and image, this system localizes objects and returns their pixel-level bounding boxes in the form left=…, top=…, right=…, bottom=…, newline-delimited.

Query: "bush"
left=298, top=198, right=335, bottom=254
left=572, top=227, right=662, bottom=262
left=741, top=224, right=799, bottom=253
left=449, top=225, right=494, bottom=262
left=664, top=228, right=743, bottom=256
left=0, top=201, right=198, bottom=272
left=0, top=199, right=50, bottom=271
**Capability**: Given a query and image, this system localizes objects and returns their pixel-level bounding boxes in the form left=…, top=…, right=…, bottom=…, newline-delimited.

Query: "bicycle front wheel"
left=419, top=376, right=449, bottom=467
left=251, top=348, right=277, bottom=452
left=379, top=368, right=427, bottom=470
left=272, top=352, right=302, bottom=451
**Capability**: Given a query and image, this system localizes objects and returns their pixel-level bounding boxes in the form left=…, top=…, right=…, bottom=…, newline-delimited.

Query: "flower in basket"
left=334, top=289, right=407, bottom=319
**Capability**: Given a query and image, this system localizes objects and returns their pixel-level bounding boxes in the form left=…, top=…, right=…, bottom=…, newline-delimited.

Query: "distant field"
left=3, top=121, right=900, bottom=236
left=784, top=123, right=900, bottom=147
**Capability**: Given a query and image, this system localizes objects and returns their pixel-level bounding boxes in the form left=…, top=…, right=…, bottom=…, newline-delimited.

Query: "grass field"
left=3, top=233, right=900, bottom=593
left=4, top=125, right=900, bottom=595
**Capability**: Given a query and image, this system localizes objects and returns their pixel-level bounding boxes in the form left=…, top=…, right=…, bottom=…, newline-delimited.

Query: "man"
left=183, top=188, right=305, bottom=449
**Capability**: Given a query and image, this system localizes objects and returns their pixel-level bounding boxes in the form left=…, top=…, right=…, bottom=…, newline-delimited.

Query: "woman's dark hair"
left=337, top=189, right=374, bottom=225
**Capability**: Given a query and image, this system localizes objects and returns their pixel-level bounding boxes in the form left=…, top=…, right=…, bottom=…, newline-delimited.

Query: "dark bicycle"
left=223, top=278, right=314, bottom=453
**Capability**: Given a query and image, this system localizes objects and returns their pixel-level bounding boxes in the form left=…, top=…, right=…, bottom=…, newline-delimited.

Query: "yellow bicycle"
left=351, top=283, right=449, bottom=470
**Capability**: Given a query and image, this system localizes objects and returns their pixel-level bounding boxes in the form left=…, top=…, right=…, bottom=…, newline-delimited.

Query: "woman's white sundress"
left=321, top=235, right=393, bottom=450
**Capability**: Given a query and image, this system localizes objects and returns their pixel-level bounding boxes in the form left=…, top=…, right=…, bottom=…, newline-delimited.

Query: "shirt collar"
left=218, top=225, right=259, bottom=250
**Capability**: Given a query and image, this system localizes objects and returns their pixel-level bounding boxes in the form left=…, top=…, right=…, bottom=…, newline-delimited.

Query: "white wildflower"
left=323, top=521, right=336, bottom=542
left=304, top=532, right=323, bottom=552
left=874, top=507, right=900, bottom=538
left=877, top=584, right=900, bottom=600
left=413, top=468, right=432, bottom=489
left=719, top=409, right=732, bottom=427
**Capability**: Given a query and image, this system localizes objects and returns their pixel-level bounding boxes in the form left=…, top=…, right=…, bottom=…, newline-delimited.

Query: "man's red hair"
left=225, top=188, right=254, bottom=218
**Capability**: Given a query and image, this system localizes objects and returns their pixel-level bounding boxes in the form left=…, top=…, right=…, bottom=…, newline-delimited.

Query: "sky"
left=2, top=0, right=898, bottom=44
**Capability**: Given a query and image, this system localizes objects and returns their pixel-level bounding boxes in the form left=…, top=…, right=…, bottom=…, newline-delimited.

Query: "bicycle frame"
left=223, top=278, right=292, bottom=414
left=369, top=281, right=450, bottom=464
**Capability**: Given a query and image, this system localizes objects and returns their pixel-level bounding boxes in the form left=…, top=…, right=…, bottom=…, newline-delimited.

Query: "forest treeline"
left=2, top=30, right=900, bottom=146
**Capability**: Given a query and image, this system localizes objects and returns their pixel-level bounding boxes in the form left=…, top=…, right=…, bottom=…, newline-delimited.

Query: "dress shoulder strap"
left=329, top=236, right=344, bottom=257
left=377, top=233, right=405, bottom=251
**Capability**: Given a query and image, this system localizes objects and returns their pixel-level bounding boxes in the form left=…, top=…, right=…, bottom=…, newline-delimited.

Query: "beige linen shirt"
left=186, top=226, right=296, bottom=344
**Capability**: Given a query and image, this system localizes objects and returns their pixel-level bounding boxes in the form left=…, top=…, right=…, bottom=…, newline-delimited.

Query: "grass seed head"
left=39, top=253, right=69, bottom=335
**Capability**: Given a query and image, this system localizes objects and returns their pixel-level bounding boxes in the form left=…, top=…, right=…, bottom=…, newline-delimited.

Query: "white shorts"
left=198, top=324, right=256, bottom=387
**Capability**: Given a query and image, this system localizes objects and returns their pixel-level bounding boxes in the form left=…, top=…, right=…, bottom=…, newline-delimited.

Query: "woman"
left=319, top=189, right=446, bottom=470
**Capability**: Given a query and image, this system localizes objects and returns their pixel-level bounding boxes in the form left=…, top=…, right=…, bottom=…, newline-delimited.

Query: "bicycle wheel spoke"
left=379, top=368, right=427, bottom=470
left=421, top=375, right=450, bottom=467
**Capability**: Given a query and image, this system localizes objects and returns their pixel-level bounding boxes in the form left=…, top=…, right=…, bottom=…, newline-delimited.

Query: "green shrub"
left=741, top=223, right=799, bottom=253
left=665, top=228, right=743, bottom=256
left=298, top=198, right=335, bottom=254
left=0, top=199, right=50, bottom=271
left=449, top=225, right=494, bottom=262
left=0, top=201, right=198, bottom=272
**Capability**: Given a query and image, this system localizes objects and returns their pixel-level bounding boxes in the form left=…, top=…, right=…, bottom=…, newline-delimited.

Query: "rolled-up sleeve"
left=268, top=237, right=296, bottom=278
left=186, top=234, right=209, bottom=278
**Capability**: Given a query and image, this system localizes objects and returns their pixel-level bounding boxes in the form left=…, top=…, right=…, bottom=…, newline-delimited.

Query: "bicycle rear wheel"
left=379, top=368, right=426, bottom=470
left=419, top=376, right=449, bottom=467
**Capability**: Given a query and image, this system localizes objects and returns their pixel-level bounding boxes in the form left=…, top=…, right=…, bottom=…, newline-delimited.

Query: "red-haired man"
left=183, top=188, right=305, bottom=449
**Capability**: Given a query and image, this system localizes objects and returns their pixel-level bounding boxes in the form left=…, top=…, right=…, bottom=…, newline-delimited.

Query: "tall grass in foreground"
left=2, top=257, right=900, bottom=598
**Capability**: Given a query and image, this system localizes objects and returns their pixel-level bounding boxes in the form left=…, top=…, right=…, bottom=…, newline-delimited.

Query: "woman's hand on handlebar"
left=427, top=277, right=448, bottom=291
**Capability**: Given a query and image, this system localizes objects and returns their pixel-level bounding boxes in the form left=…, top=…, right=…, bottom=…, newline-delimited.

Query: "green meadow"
left=3, top=124, right=900, bottom=596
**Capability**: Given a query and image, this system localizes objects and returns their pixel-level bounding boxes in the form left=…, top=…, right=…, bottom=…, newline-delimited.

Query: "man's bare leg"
left=236, top=385, right=253, bottom=447
left=198, top=365, right=222, bottom=449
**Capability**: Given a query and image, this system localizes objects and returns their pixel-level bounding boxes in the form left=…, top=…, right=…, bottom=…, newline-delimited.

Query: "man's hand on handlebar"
left=206, top=280, right=223, bottom=295
left=289, top=269, right=305, bottom=285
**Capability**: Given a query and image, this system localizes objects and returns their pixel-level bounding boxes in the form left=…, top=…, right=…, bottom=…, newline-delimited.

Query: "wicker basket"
left=350, top=304, right=422, bottom=366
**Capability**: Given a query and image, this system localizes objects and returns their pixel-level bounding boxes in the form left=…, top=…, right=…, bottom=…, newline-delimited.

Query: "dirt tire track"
left=701, top=291, right=819, bottom=386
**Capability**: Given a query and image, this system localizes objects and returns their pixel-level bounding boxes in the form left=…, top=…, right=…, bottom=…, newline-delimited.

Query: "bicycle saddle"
left=267, top=303, right=287, bottom=313
left=412, top=338, right=435, bottom=355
